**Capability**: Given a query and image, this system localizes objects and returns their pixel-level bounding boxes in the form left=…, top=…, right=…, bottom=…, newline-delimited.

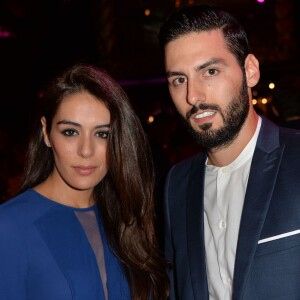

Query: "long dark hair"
left=21, top=64, right=169, bottom=299
left=159, top=4, right=250, bottom=68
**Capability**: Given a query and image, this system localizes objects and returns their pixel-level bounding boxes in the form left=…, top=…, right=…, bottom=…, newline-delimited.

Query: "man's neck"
left=207, top=111, right=259, bottom=167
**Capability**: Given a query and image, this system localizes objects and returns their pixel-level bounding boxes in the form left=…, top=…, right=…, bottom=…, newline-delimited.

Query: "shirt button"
left=222, top=167, right=229, bottom=173
left=226, top=278, right=232, bottom=285
left=219, top=220, right=226, bottom=229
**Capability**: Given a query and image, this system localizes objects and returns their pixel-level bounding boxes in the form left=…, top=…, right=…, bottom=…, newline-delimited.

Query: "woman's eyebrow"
left=57, top=120, right=110, bottom=128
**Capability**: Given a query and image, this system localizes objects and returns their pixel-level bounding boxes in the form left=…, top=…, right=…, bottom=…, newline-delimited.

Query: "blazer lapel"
left=186, top=154, right=209, bottom=299
left=233, top=118, right=284, bottom=300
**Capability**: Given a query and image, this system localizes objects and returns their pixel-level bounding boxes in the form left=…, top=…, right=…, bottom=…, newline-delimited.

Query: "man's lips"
left=186, top=103, right=220, bottom=120
left=192, top=110, right=216, bottom=124
left=194, top=111, right=215, bottom=119
left=73, top=166, right=97, bottom=175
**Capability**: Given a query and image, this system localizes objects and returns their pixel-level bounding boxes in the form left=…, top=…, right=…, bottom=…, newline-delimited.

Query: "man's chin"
left=198, top=122, right=213, bottom=131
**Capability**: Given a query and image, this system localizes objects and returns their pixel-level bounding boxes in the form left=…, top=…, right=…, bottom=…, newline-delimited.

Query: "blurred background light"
left=269, top=82, right=275, bottom=89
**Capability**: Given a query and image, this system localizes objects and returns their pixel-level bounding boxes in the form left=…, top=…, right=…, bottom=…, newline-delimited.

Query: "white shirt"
left=204, top=117, right=262, bottom=300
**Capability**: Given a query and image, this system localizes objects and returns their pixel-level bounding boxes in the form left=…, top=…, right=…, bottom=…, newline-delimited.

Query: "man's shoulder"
left=172, top=152, right=205, bottom=170
left=279, top=126, right=300, bottom=143
left=278, top=127, right=300, bottom=164
left=167, top=152, right=206, bottom=184
left=258, top=117, right=300, bottom=152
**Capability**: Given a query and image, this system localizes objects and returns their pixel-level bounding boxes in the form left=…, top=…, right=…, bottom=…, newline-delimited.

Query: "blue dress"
left=0, top=189, right=131, bottom=300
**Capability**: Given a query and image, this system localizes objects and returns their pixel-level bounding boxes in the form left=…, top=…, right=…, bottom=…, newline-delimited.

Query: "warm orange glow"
left=145, top=9, right=151, bottom=16
left=252, top=99, right=257, bottom=105
left=148, top=115, right=154, bottom=123
left=261, top=98, right=268, bottom=104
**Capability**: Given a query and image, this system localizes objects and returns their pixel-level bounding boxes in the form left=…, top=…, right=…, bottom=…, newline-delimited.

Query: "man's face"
left=164, top=30, right=251, bottom=150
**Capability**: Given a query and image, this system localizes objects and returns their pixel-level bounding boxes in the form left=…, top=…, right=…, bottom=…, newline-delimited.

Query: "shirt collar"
left=206, top=116, right=262, bottom=172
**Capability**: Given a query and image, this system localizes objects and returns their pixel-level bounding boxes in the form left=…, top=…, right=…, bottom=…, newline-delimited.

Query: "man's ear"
left=41, top=117, right=51, bottom=147
left=245, top=54, right=260, bottom=88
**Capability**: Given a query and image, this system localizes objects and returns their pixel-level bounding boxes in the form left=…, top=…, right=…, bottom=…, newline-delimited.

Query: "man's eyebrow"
left=166, top=58, right=226, bottom=78
left=166, top=71, right=185, bottom=78
left=195, top=58, right=226, bottom=72
left=57, top=120, right=110, bottom=128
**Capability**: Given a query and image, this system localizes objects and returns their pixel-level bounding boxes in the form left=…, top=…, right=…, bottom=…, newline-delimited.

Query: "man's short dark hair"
left=159, top=5, right=250, bottom=68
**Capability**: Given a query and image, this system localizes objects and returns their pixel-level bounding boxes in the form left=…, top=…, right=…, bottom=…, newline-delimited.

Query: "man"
left=159, top=5, right=300, bottom=300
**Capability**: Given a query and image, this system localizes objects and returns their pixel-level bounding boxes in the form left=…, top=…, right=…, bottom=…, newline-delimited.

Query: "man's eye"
left=61, top=129, right=78, bottom=136
left=96, top=131, right=109, bottom=139
left=173, top=77, right=186, bottom=86
left=205, top=69, right=219, bottom=76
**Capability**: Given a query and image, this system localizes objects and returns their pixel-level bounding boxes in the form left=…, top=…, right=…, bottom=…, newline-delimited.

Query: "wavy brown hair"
left=21, top=64, right=169, bottom=299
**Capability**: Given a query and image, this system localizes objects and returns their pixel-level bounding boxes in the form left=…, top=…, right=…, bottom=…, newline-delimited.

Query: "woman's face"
left=42, top=91, right=110, bottom=195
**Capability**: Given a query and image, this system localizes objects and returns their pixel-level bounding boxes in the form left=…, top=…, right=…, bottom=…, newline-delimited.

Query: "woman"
left=0, top=64, right=169, bottom=299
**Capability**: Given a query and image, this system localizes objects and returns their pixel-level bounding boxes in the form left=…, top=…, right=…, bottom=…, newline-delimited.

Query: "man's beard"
left=181, top=75, right=249, bottom=150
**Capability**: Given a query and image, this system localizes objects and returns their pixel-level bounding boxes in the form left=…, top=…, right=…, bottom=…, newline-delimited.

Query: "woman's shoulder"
left=0, top=189, right=56, bottom=230
left=1, top=189, right=43, bottom=212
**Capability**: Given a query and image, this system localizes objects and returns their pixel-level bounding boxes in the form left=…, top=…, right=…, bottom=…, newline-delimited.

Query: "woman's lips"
left=73, top=166, right=97, bottom=175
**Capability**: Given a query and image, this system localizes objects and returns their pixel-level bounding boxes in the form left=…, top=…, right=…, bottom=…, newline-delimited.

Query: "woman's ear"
left=245, top=54, right=260, bottom=88
left=41, top=117, right=51, bottom=147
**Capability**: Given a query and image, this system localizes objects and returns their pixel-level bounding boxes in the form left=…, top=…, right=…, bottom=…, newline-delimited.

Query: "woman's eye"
left=96, top=131, right=109, bottom=139
left=61, top=129, right=78, bottom=136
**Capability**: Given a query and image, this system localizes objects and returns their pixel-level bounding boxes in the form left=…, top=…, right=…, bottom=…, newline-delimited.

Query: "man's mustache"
left=186, top=103, right=220, bottom=120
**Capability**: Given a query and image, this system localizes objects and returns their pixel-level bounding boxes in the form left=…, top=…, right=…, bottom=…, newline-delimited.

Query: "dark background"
left=0, top=0, right=300, bottom=200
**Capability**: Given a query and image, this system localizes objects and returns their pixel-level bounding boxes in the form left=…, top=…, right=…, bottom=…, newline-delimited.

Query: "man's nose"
left=186, top=79, right=206, bottom=106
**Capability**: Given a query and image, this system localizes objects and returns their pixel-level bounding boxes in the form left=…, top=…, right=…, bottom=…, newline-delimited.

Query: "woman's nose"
left=79, top=136, right=94, bottom=158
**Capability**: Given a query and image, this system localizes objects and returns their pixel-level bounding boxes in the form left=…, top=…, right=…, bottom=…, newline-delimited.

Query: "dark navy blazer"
left=164, top=117, right=300, bottom=300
